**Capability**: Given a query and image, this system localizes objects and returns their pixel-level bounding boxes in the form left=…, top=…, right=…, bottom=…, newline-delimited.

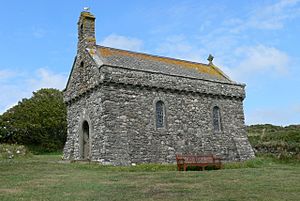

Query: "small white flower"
left=16, top=150, right=20, bottom=154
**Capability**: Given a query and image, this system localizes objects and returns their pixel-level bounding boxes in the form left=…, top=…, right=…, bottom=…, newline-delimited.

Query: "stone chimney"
left=77, top=11, right=96, bottom=50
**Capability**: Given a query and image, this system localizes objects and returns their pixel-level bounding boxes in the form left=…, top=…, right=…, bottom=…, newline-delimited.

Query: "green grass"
left=0, top=155, right=300, bottom=201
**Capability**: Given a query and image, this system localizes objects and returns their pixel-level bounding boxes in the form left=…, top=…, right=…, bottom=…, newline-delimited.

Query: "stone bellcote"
left=77, top=11, right=96, bottom=50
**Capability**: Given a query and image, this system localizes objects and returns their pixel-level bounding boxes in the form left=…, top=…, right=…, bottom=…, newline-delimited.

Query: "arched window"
left=81, top=121, right=90, bottom=159
left=156, top=101, right=165, bottom=128
left=79, top=24, right=84, bottom=39
left=213, top=106, right=222, bottom=132
left=80, top=61, right=84, bottom=68
left=79, top=61, right=84, bottom=82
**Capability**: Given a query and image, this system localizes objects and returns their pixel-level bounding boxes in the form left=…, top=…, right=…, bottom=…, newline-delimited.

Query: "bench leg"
left=184, top=164, right=187, bottom=171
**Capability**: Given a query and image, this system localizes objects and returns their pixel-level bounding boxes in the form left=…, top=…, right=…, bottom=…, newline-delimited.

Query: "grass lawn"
left=0, top=155, right=299, bottom=201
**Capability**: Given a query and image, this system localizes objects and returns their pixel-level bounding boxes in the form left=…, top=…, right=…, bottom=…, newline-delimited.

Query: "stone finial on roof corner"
left=207, top=54, right=214, bottom=65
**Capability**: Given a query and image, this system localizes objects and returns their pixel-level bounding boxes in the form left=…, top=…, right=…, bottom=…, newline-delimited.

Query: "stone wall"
left=100, top=65, right=245, bottom=99
left=63, top=86, right=104, bottom=161
left=63, top=65, right=255, bottom=165
left=64, top=49, right=100, bottom=100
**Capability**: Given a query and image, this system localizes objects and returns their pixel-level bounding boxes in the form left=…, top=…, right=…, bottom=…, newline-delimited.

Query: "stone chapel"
left=63, top=11, right=255, bottom=165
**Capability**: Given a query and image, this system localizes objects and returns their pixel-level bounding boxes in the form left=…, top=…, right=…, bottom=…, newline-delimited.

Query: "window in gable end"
left=79, top=61, right=84, bottom=83
left=80, top=61, right=84, bottom=68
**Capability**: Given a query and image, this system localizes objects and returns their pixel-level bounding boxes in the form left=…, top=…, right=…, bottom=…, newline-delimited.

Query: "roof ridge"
left=96, top=45, right=209, bottom=67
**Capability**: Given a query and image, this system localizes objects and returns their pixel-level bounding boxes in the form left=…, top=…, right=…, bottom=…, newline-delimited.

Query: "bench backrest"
left=176, top=154, right=221, bottom=164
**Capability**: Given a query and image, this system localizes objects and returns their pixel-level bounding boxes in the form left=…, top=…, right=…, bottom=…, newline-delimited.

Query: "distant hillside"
left=247, top=124, right=300, bottom=160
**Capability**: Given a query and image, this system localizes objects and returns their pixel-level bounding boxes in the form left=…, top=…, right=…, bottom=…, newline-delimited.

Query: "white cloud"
left=27, top=68, right=67, bottom=90
left=226, top=45, right=290, bottom=81
left=248, top=0, right=300, bottom=30
left=228, top=0, right=300, bottom=32
left=0, top=84, right=28, bottom=114
left=100, top=34, right=143, bottom=51
left=155, top=35, right=207, bottom=63
left=153, top=37, right=291, bottom=84
left=0, top=68, right=67, bottom=114
left=0, top=69, right=17, bottom=80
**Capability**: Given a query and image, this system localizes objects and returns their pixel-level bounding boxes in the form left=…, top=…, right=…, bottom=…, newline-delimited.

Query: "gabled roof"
left=90, top=45, right=232, bottom=83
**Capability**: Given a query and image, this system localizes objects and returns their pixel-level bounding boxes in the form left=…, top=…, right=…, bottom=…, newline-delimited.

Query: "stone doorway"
left=82, top=121, right=90, bottom=160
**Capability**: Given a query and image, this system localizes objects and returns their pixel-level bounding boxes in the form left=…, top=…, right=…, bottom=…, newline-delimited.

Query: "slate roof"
left=90, top=45, right=233, bottom=83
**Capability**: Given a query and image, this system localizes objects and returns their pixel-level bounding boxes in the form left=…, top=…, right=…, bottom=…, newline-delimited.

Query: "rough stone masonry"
left=63, top=11, right=255, bottom=165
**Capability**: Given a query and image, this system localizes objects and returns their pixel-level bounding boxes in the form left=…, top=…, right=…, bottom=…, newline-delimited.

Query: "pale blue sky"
left=0, top=0, right=299, bottom=125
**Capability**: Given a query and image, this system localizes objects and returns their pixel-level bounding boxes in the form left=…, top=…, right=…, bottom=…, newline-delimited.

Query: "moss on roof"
left=98, top=46, right=227, bottom=80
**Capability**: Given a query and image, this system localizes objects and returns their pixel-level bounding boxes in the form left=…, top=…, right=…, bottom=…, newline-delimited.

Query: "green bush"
left=0, top=88, right=67, bottom=153
left=247, top=124, right=300, bottom=160
left=0, top=144, right=32, bottom=159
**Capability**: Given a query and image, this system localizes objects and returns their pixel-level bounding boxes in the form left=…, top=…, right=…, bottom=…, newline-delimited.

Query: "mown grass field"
left=0, top=155, right=299, bottom=201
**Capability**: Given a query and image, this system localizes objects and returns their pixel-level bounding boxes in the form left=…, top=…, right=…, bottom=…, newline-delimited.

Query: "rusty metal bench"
left=176, top=154, right=222, bottom=171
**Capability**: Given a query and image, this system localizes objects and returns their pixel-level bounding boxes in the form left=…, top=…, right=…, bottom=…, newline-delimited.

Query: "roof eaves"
left=101, top=63, right=244, bottom=87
